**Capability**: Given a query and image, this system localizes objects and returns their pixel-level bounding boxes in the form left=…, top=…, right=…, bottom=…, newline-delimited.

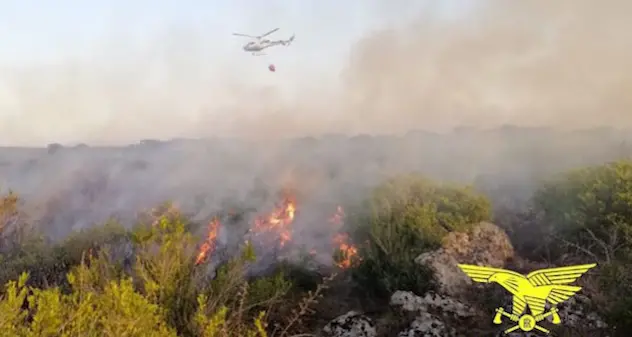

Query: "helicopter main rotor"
left=232, top=28, right=279, bottom=40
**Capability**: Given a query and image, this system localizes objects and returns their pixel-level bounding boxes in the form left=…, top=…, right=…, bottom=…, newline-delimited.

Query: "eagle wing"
left=526, top=263, right=597, bottom=306
left=457, top=264, right=524, bottom=282
left=458, top=264, right=529, bottom=315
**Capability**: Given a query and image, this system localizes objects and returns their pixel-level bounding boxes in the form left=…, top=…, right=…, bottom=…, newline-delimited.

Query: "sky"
left=0, top=0, right=476, bottom=145
left=1, top=1, right=630, bottom=146
left=0, top=1, right=470, bottom=63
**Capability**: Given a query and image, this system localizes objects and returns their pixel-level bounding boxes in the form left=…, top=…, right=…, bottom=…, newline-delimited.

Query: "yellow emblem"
left=457, top=263, right=596, bottom=334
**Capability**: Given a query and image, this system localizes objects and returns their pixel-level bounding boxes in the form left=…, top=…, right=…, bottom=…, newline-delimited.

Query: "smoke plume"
left=338, top=0, right=632, bottom=133
left=1, top=0, right=631, bottom=144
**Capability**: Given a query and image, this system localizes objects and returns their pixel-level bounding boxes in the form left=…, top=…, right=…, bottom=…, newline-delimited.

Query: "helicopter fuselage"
left=242, top=37, right=293, bottom=53
left=234, top=29, right=294, bottom=54
left=243, top=40, right=276, bottom=52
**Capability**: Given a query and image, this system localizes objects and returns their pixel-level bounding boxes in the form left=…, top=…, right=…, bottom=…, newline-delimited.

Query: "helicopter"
left=233, top=28, right=294, bottom=56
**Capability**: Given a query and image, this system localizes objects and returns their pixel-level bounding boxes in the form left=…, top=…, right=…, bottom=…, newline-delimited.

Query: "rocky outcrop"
left=392, top=222, right=514, bottom=336
left=391, top=291, right=477, bottom=337
left=399, top=313, right=448, bottom=337
left=415, top=221, right=514, bottom=297
left=557, top=294, right=608, bottom=330
left=410, top=222, right=608, bottom=336
left=390, top=291, right=475, bottom=317
left=323, top=311, right=376, bottom=337
left=323, top=222, right=609, bottom=336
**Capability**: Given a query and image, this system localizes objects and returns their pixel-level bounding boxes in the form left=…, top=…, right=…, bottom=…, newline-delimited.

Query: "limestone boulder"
left=415, top=222, right=514, bottom=296
left=323, top=311, right=377, bottom=337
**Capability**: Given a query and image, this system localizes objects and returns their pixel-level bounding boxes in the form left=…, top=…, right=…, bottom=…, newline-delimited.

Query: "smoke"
left=184, top=0, right=632, bottom=136
left=338, top=0, right=632, bottom=133
left=1, top=1, right=632, bottom=272
left=2, top=1, right=631, bottom=145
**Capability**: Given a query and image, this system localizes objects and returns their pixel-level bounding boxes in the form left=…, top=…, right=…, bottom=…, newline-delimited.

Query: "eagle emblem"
left=457, top=263, right=596, bottom=334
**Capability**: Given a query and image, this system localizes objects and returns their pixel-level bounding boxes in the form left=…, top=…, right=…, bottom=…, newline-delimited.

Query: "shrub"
left=0, top=221, right=129, bottom=290
left=532, top=160, right=632, bottom=263
left=0, top=212, right=325, bottom=337
left=532, top=160, right=632, bottom=333
left=130, top=213, right=296, bottom=336
left=0, top=271, right=177, bottom=337
left=349, top=174, right=491, bottom=297
left=598, top=262, right=632, bottom=334
left=132, top=214, right=199, bottom=334
left=0, top=189, right=20, bottom=236
left=0, top=191, right=55, bottom=288
left=0, top=190, right=37, bottom=256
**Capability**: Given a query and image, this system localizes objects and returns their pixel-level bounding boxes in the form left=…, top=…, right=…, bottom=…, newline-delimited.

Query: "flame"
left=329, top=206, right=360, bottom=269
left=195, top=200, right=361, bottom=270
left=195, top=218, right=220, bottom=265
left=333, top=232, right=359, bottom=269
left=252, top=198, right=296, bottom=248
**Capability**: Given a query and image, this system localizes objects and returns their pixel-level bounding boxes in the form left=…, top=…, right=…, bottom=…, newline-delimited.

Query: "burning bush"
left=3, top=163, right=630, bottom=336
left=0, top=174, right=493, bottom=335
left=193, top=194, right=361, bottom=276
left=0, top=187, right=357, bottom=335
left=0, top=212, right=333, bottom=336
left=348, top=174, right=492, bottom=298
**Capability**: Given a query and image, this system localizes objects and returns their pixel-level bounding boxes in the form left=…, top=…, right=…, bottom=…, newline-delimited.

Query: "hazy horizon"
left=1, top=0, right=631, bottom=146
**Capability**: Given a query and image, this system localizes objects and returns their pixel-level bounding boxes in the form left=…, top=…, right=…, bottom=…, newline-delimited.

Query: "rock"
left=391, top=291, right=475, bottom=318
left=323, top=311, right=376, bottom=337
left=416, top=222, right=514, bottom=296
left=391, top=222, right=609, bottom=336
left=557, top=294, right=608, bottom=329
left=391, top=291, right=475, bottom=337
left=391, top=290, right=426, bottom=312
left=398, top=312, right=451, bottom=337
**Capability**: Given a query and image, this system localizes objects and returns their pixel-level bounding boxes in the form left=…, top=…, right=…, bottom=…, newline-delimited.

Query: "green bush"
left=598, top=262, right=632, bottom=334
left=0, top=191, right=136, bottom=289
left=532, top=160, right=632, bottom=333
left=349, top=174, right=491, bottom=297
left=0, top=271, right=177, bottom=337
left=532, top=160, right=632, bottom=262
left=0, top=221, right=129, bottom=290
left=0, top=191, right=49, bottom=287
left=129, top=213, right=301, bottom=336
left=131, top=214, right=200, bottom=335
left=0, top=210, right=326, bottom=337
